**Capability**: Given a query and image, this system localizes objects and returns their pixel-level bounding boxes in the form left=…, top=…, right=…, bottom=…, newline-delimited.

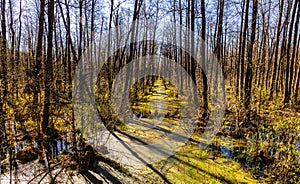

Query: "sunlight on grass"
left=157, top=144, right=262, bottom=184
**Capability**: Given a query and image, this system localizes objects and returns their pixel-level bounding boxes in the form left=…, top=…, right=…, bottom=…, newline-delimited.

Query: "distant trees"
left=0, top=0, right=299, bottom=136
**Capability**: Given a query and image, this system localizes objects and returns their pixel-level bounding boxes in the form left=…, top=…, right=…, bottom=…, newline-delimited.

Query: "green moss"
left=156, top=144, right=261, bottom=184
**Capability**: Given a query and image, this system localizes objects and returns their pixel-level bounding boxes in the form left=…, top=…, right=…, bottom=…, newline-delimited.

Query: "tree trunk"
left=42, top=0, right=55, bottom=132
left=284, top=0, right=298, bottom=104
left=269, top=0, right=284, bottom=100
left=34, top=0, right=45, bottom=127
left=240, top=0, right=250, bottom=101
left=200, top=0, right=208, bottom=120
left=244, top=0, right=258, bottom=122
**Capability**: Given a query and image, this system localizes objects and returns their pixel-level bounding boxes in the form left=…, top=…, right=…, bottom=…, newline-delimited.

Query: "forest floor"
left=0, top=141, right=260, bottom=184
left=1, top=79, right=299, bottom=183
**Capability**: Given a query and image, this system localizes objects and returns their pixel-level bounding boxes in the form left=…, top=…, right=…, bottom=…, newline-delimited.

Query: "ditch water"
left=210, top=133, right=300, bottom=179
left=128, top=77, right=300, bottom=180
left=1, top=125, right=299, bottom=181
left=14, top=139, right=71, bottom=156
left=0, top=137, right=71, bottom=174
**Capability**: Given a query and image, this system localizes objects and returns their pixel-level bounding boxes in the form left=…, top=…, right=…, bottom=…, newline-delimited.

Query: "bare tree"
left=244, top=0, right=258, bottom=122
left=34, top=0, right=45, bottom=125
left=42, top=0, right=55, bottom=132
left=284, top=0, right=299, bottom=104
left=269, top=0, right=284, bottom=100
left=200, top=0, right=208, bottom=120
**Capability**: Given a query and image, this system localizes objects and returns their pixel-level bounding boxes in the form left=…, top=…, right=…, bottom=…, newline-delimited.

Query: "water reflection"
left=209, top=133, right=300, bottom=180
left=14, top=138, right=71, bottom=156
